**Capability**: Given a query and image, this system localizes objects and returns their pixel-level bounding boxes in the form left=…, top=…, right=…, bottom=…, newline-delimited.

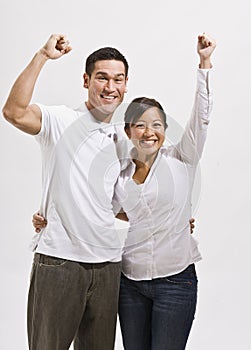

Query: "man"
left=2, top=34, right=129, bottom=350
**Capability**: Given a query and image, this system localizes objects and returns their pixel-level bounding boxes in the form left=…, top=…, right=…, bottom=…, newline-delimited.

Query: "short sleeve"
left=34, top=103, right=51, bottom=146
left=33, top=104, right=75, bottom=147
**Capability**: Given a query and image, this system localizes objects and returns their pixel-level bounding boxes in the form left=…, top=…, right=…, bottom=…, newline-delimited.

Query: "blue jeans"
left=118, top=264, right=198, bottom=350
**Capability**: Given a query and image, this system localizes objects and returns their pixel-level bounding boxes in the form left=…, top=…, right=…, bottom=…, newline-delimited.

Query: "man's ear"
left=124, top=77, right=128, bottom=93
left=83, top=73, right=89, bottom=89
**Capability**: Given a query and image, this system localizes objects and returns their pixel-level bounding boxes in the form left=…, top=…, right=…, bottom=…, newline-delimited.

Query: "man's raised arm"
left=2, top=34, right=71, bottom=135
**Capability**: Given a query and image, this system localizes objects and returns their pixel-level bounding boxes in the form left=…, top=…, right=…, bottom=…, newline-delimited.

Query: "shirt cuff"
left=197, top=68, right=212, bottom=94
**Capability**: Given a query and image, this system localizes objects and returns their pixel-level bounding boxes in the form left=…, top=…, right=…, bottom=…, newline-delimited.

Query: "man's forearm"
left=2, top=50, right=48, bottom=122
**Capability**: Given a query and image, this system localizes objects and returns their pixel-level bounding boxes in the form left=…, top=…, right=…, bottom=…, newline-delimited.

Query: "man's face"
left=84, top=60, right=128, bottom=121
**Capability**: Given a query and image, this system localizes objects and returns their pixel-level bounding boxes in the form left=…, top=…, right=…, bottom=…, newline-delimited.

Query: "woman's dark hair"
left=124, top=97, right=168, bottom=131
left=85, top=47, right=129, bottom=77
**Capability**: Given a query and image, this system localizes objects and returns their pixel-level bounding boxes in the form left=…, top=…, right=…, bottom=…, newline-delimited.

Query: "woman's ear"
left=124, top=127, right=131, bottom=139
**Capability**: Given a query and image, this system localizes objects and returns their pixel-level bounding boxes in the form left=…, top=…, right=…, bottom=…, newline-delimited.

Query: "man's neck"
left=85, top=102, right=113, bottom=124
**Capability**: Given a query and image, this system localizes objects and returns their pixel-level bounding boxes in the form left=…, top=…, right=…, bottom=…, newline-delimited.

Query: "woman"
left=115, top=33, right=215, bottom=350
left=33, top=33, right=216, bottom=349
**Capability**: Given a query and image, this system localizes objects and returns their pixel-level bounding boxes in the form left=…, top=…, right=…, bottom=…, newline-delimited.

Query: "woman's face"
left=126, top=107, right=166, bottom=157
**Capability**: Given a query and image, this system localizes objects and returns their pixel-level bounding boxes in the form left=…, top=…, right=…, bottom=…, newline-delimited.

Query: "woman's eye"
left=135, top=124, right=145, bottom=128
left=153, top=123, right=162, bottom=128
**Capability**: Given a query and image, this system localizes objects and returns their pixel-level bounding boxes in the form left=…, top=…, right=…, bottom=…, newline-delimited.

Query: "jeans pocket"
left=37, top=254, right=68, bottom=267
left=164, top=265, right=198, bottom=287
left=164, top=276, right=194, bottom=287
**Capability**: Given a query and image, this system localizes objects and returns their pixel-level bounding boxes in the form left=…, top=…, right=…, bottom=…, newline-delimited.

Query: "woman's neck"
left=132, top=151, right=158, bottom=184
left=133, top=151, right=158, bottom=169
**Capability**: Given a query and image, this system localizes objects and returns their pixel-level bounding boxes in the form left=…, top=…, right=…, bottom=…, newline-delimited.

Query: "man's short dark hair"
left=85, top=47, right=129, bottom=77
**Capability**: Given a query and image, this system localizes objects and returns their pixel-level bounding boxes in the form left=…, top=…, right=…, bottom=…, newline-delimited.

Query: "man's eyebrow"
left=95, top=71, right=125, bottom=77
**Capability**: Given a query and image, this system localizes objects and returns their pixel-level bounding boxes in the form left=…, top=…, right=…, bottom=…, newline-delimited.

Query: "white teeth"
left=140, top=140, right=156, bottom=145
left=102, top=95, right=115, bottom=100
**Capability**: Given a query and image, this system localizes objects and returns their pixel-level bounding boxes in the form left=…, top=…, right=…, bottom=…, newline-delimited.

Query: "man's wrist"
left=36, top=48, right=50, bottom=62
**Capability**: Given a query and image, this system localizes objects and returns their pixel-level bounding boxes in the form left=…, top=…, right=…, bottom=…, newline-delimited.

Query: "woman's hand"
left=32, top=212, right=47, bottom=233
left=197, top=33, right=216, bottom=69
left=189, top=217, right=195, bottom=234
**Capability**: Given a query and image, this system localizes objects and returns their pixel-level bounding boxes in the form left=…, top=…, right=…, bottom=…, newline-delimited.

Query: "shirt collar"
left=75, top=103, right=115, bottom=134
left=124, top=146, right=166, bottom=176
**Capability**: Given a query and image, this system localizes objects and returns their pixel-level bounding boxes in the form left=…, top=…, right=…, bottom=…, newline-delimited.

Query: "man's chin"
left=89, top=104, right=119, bottom=122
left=100, top=103, right=120, bottom=115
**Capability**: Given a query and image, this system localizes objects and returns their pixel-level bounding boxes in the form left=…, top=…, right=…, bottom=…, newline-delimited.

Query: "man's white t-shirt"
left=31, top=103, right=125, bottom=263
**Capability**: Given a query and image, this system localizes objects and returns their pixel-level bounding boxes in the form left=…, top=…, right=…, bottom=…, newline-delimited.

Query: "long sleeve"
left=167, top=69, right=213, bottom=165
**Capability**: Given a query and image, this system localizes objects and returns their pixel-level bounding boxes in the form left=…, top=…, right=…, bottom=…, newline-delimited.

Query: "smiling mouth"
left=100, top=94, right=117, bottom=102
left=139, top=140, right=158, bottom=147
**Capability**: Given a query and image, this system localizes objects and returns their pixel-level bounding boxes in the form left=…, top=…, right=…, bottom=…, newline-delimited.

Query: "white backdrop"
left=1, top=0, right=251, bottom=349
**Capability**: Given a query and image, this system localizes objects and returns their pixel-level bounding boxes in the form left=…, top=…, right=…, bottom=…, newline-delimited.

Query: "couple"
left=3, top=33, right=216, bottom=350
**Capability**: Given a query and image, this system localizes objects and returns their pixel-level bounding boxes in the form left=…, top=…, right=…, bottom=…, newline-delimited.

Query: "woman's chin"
left=136, top=147, right=158, bottom=158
